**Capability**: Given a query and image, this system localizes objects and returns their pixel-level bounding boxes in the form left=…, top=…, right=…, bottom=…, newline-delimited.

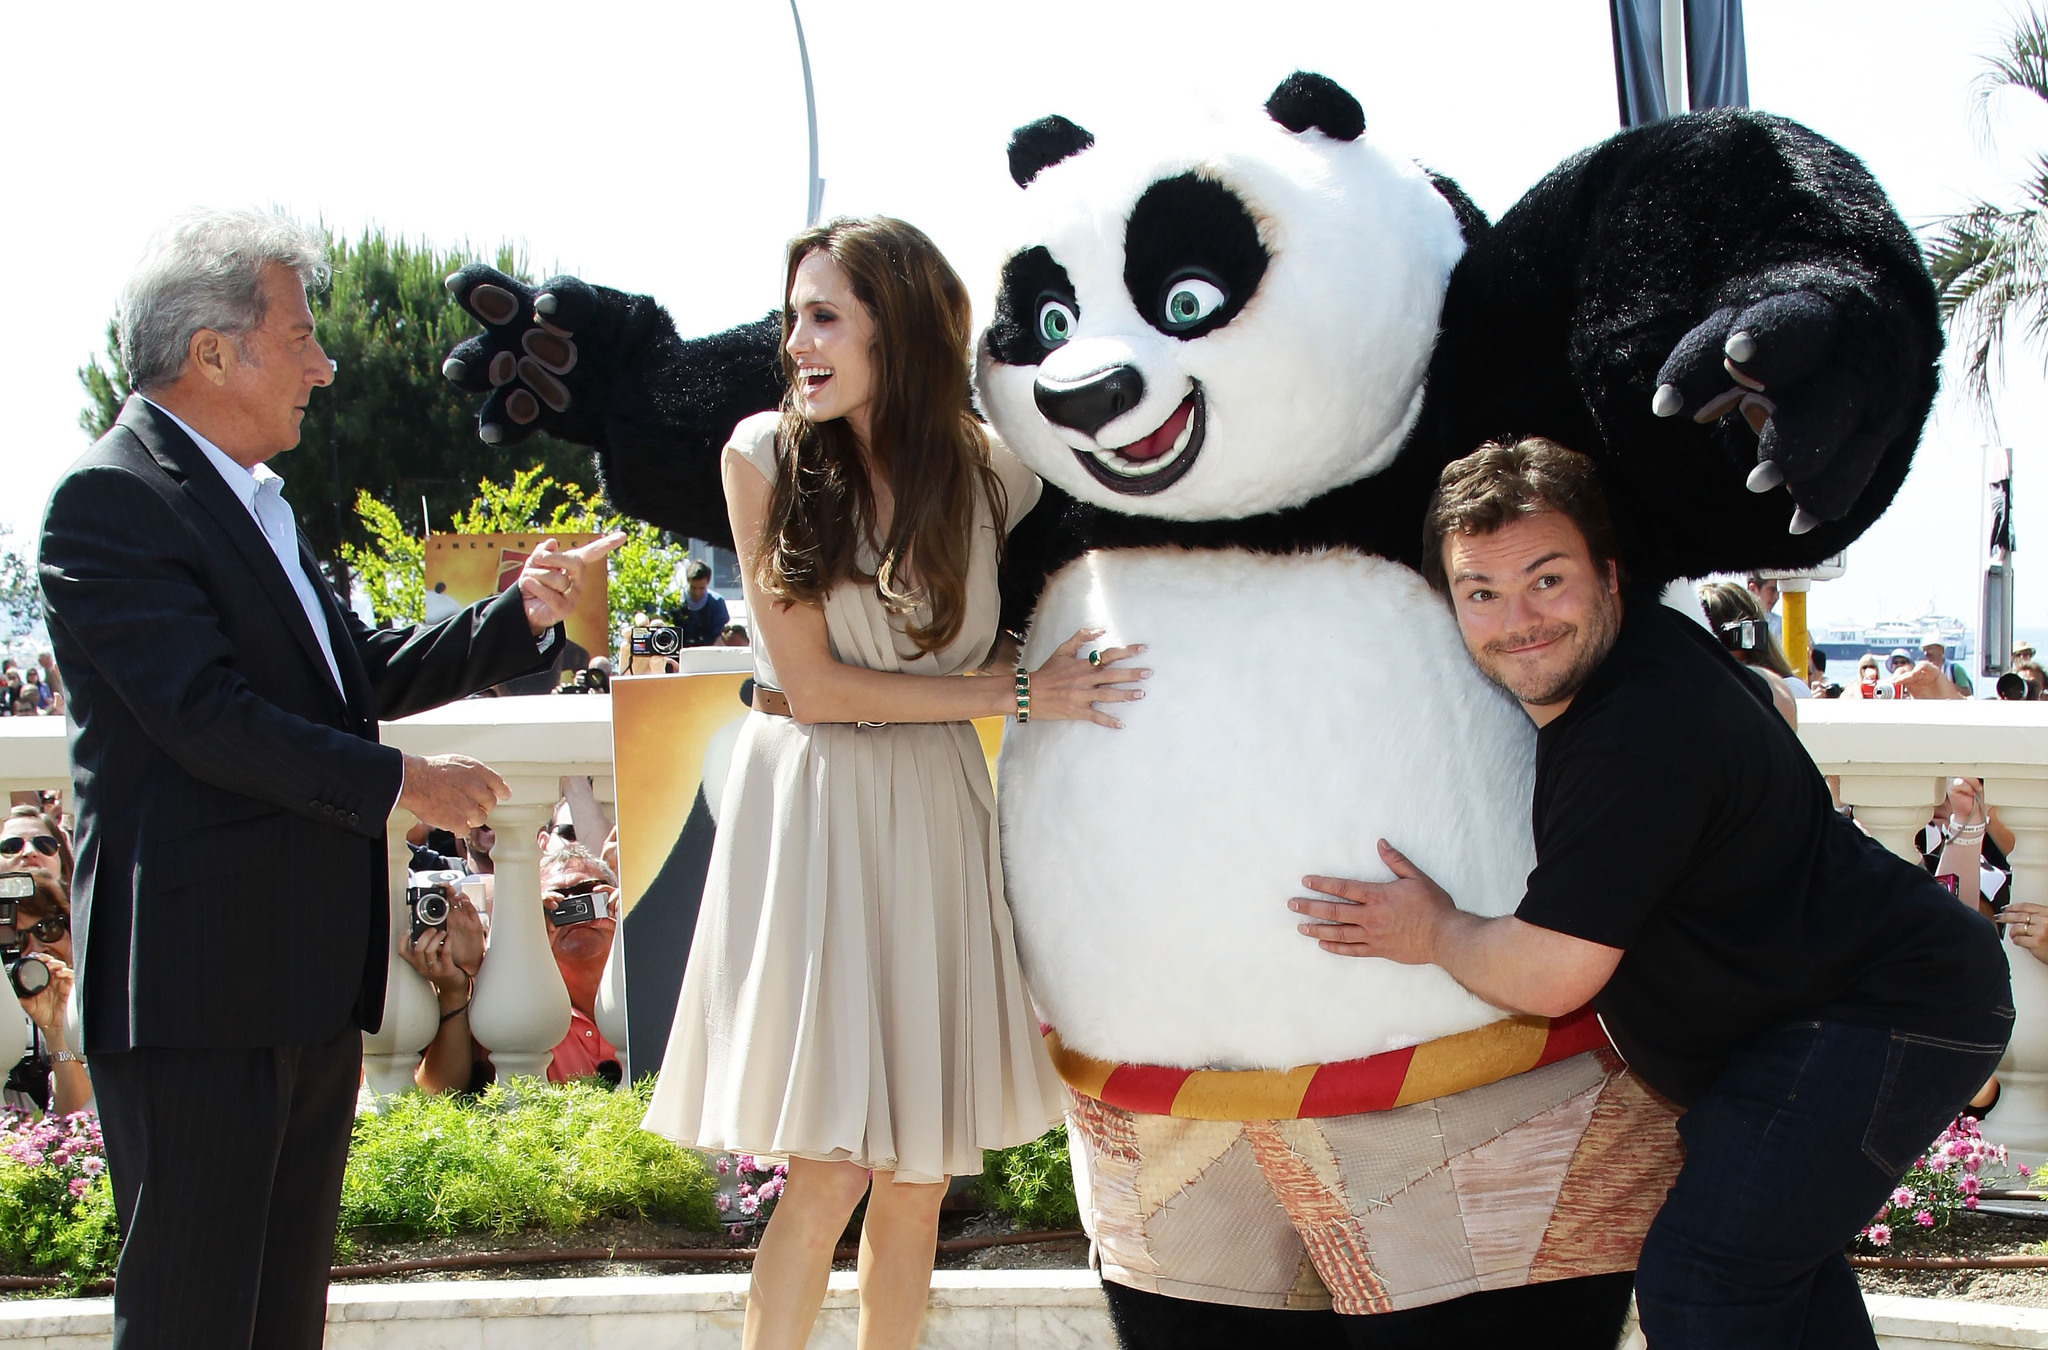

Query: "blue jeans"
left=1634, top=1011, right=2012, bottom=1350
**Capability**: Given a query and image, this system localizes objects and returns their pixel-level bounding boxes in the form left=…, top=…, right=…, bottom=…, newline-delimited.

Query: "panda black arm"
left=441, top=264, right=784, bottom=549
left=1422, top=110, right=1940, bottom=584
left=998, top=481, right=1080, bottom=637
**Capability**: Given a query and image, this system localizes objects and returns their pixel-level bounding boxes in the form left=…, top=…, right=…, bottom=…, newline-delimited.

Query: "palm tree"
left=1926, top=6, right=2048, bottom=409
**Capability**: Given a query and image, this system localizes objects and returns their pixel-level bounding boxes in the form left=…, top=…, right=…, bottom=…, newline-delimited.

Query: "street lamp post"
left=791, top=0, right=824, bottom=227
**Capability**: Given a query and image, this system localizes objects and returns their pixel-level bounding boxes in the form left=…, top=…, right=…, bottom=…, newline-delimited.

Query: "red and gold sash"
left=1045, top=1007, right=1610, bottom=1121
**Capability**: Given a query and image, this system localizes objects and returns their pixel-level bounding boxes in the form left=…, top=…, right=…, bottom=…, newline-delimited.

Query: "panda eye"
left=1037, top=298, right=1077, bottom=347
left=1160, top=276, right=1225, bottom=332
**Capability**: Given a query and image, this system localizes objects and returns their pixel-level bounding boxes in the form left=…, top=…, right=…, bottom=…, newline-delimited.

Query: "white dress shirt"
left=147, top=399, right=346, bottom=695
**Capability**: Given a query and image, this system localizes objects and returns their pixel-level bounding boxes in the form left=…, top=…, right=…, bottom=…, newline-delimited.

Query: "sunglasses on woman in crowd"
left=0, top=837, right=58, bottom=859
left=15, top=914, right=66, bottom=945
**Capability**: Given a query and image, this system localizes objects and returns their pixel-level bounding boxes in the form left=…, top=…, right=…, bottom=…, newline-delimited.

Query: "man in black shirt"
left=1289, top=438, right=2010, bottom=1350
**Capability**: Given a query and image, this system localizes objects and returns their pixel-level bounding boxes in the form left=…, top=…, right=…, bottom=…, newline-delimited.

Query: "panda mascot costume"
left=442, top=72, right=1936, bottom=1347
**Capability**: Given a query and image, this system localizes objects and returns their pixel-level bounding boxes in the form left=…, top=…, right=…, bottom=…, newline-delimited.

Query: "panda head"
left=977, top=72, right=1469, bottom=522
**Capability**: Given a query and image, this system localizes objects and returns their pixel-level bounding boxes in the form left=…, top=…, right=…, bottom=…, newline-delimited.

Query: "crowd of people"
left=0, top=799, right=89, bottom=1120
left=393, top=778, right=623, bottom=1094
left=0, top=654, right=63, bottom=718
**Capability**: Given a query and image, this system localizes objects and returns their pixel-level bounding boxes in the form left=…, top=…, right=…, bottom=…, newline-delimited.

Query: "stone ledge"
left=0, top=1278, right=2035, bottom=1349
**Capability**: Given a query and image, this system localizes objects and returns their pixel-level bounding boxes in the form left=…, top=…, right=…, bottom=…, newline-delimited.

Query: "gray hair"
left=540, top=842, right=619, bottom=889
left=118, top=208, right=330, bottom=391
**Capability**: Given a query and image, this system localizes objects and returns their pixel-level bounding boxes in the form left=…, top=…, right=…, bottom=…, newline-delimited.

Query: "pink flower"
left=715, top=1194, right=731, bottom=1214
left=714, top=1156, right=730, bottom=1176
left=1960, top=1175, right=1981, bottom=1197
left=736, top=1181, right=753, bottom=1199
left=78, top=1157, right=102, bottom=1177
left=1927, top=1156, right=1950, bottom=1174
left=2021, top=1164, right=2034, bottom=1179
left=1865, top=1224, right=1892, bottom=1247
left=759, top=1177, right=784, bottom=1201
left=773, top=1163, right=788, bottom=1177
left=1966, top=1197, right=1980, bottom=1210
left=67, top=1178, right=87, bottom=1199
left=728, top=1223, right=748, bottom=1240
left=739, top=1194, right=760, bottom=1216
left=1890, top=1187, right=1915, bottom=1208
left=1915, top=1210, right=1935, bottom=1227
left=735, top=1155, right=757, bottom=1174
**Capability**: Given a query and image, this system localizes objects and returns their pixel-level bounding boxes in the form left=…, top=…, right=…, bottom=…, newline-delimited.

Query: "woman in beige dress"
left=643, top=216, right=1148, bottom=1350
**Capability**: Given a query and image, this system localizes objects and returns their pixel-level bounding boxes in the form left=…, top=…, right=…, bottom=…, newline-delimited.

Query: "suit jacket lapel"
left=119, top=396, right=346, bottom=710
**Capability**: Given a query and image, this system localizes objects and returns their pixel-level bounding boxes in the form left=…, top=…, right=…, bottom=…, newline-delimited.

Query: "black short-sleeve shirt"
left=1516, top=603, right=2007, bottom=1104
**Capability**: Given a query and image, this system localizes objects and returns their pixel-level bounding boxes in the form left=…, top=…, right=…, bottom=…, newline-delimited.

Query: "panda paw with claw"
left=441, top=264, right=606, bottom=447
left=1649, top=290, right=1897, bottom=536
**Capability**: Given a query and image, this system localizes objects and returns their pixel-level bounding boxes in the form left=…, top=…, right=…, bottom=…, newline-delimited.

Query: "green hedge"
left=0, top=1085, right=1079, bottom=1294
left=338, top=1078, right=719, bottom=1250
left=978, top=1126, right=1079, bottom=1229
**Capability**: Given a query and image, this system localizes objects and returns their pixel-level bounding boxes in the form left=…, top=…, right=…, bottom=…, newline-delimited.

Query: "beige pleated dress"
left=642, top=412, right=1066, bottom=1184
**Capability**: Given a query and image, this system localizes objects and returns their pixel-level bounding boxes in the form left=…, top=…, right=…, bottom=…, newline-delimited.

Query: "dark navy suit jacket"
left=40, top=395, right=553, bottom=1052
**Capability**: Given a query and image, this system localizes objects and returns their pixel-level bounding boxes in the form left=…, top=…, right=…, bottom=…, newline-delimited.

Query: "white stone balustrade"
left=1799, top=698, right=2048, bottom=1166
left=8, top=693, right=2048, bottom=1154
left=0, top=696, right=614, bottom=1096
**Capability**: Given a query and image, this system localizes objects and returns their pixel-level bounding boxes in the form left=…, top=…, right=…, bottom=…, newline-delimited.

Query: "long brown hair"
left=754, top=217, right=1005, bottom=653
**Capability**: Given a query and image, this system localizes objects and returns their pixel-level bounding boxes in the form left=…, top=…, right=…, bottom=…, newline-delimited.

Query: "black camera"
left=0, top=875, right=51, bottom=999
left=407, top=847, right=467, bottom=943
left=546, top=879, right=616, bottom=928
left=8, top=954, right=49, bottom=1000
left=1717, top=617, right=1767, bottom=653
left=631, top=624, right=682, bottom=657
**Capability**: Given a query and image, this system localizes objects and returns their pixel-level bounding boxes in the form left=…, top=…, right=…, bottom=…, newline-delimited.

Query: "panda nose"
left=1034, top=364, right=1146, bottom=438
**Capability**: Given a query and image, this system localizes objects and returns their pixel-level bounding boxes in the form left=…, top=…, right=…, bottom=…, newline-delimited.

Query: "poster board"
left=424, top=532, right=610, bottom=663
left=609, top=666, right=1005, bottom=1076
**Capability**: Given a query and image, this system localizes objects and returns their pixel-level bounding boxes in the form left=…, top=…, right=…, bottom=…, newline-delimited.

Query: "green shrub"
left=0, top=1110, right=120, bottom=1291
left=337, top=1078, right=719, bottom=1254
left=979, top=1126, right=1079, bottom=1229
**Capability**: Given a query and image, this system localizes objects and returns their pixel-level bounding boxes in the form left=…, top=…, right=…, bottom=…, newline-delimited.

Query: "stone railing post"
left=360, top=815, right=442, bottom=1103
left=1985, top=778, right=2048, bottom=1160
left=1834, top=773, right=1944, bottom=863
left=372, top=696, right=613, bottom=1086
left=469, top=791, right=571, bottom=1081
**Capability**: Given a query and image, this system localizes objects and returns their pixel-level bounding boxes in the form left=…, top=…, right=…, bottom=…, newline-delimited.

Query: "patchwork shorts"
left=1066, top=1048, right=1684, bottom=1314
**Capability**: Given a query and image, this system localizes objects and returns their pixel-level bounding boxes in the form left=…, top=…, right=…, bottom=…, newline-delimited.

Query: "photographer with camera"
left=394, top=848, right=489, bottom=1095
left=402, top=843, right=622, bottom=1092
left=0, top=874, right=91, bottom=1118
left=674, top=559, right=728, bottom=649
left=1698, top=581, right=1802, bottom=727
left=1, top=806, right=73, bottom=890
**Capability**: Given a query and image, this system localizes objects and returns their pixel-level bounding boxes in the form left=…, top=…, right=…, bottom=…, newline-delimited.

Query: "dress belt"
left=751, top=684, right=891, bottom=729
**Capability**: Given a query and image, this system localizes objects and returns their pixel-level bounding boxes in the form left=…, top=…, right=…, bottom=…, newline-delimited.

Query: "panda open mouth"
left=1076, top=384, right=1205, bottom=496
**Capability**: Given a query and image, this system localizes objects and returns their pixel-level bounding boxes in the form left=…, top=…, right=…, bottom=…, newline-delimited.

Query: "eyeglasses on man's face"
left=0, top=837, right=58, bottom=859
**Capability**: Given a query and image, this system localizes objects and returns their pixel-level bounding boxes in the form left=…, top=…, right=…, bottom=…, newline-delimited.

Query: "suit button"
left=309, top=799, right=320, bottom=810
left=349, top=813, right=360, bottom=824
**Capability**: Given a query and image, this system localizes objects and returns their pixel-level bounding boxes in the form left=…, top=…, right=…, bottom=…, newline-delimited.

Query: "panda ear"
left=1008, top=115, right=1096, bottom=187
left=1264, top=71, right=1365, bottom=142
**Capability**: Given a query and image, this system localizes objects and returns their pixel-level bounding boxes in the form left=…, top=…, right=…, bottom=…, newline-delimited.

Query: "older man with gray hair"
left=39, top=209, right=622, bottom=1349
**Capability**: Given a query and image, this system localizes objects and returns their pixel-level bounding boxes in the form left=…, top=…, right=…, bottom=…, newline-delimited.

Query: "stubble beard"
left=1473, top=593, right=1622, bottom=710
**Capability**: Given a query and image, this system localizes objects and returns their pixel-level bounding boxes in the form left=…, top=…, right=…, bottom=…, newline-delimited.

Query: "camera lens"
left=649, top=627, right=682, bottom=656
left=417, top=892, right=450, bottom=927
left=9, top=955, right=49, bottom=999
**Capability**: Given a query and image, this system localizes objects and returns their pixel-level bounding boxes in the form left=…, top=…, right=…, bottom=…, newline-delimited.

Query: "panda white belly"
left=1001, top=547, right=1539, bottom=1071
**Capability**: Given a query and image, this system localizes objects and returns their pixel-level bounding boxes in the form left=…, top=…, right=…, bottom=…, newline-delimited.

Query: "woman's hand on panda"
left=1028, top=628, right=1150, bottom=728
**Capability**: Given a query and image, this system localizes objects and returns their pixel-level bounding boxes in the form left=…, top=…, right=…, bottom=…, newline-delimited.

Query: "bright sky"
left=9, top=0, right=2048, bottom=629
